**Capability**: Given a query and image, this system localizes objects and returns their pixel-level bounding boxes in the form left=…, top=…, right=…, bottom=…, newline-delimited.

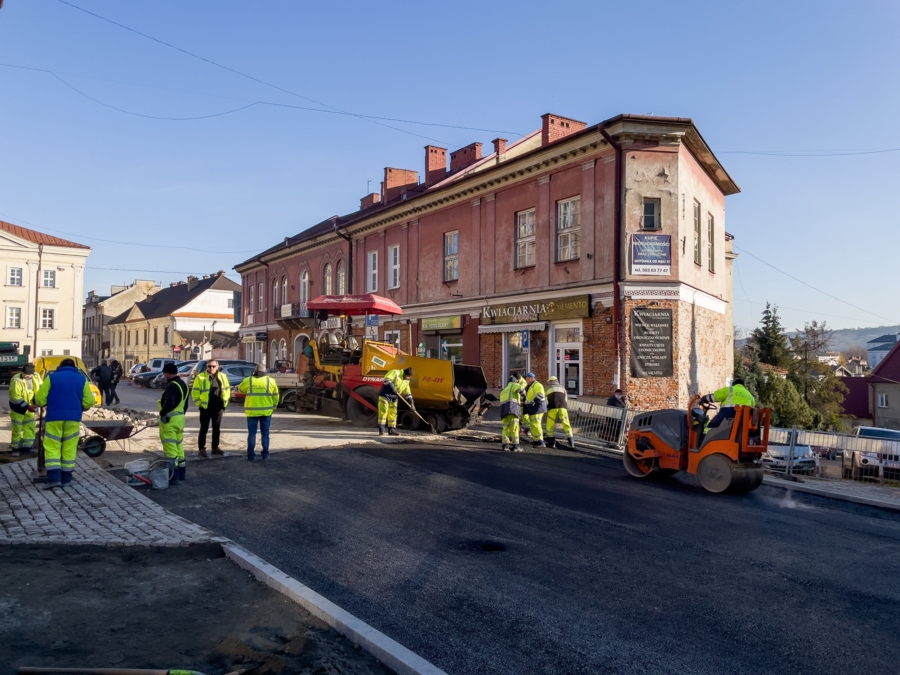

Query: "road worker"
left=34, top=359, right=94, bottom=489
left=499, top=374, right=524, bottom=452
left=699, top=377, right=756, bottom=429
left=7, top=364, right=43, bottom=456
left=191, top=359, right=231, bottom=458
left=238, top=364, right=279, bottom=461
left=378, top=367, right=414, bottom=436
left=544, top=376, right=575, bottom=450
left=158, top=362, right=190, bottom=484
left=522, top=372, right=548, bottom=448
left=515, top=372, right=529, bottom=430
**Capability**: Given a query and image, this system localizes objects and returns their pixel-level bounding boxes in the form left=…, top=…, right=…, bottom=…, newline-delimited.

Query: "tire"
left=425, top=413, right=447, bottom=434
left=696, top=453, right=735, bottom=493
left=398, top=410, right=420, bottom=431
left=347, top=386, right=379, bottom=428
left=78, top=435, right=106, bottom=458
left=282, top=392, right=298, bottom=413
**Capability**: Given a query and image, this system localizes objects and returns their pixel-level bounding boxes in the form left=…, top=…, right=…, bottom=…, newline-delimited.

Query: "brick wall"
left=583, top=310, right=617, bottom=398
left=480, top=333, right=504, bottom=388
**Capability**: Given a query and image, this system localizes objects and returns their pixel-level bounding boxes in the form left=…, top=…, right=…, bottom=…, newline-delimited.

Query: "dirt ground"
left=0, top=544, right=395, bottom=675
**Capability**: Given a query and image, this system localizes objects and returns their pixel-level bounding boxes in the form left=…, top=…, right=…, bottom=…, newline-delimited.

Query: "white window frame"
left=877, top=393, right=889, bottom=408
left=8, top=267, right=23, bottom=286
left=367, top=251, right=378, bottom=293
left=443, top=232, right=459, bottom=282
left=258, top=282, right=264, bottom=309
left=324, top=264, right=333, bottom=295
left=556, top=196, right=581, bottom=262
left=383, top=330, right=401, bottom=349
left=336, top=260, right=346, bottom=295
left=281, top=277, right=288, bottom=306
left=300, top=271, right=309, bottom=304
left=6, top=306, right=22, bottom=328
left=693, top=200, right=702, bottom=266
left=42, top=270, right=56, bottom=288
left=40, top=308, right=55, bottom=329
left=388, top=245, right=400, bottom=289
left=248, top=294, right=254, bottom=320
left=642, top=198, right=661, bottom=231
left=515, top=209, right=536, bottom=269
left=707, top=213, right=715, bottom=273
left=272, top=279, right=278, bottom=309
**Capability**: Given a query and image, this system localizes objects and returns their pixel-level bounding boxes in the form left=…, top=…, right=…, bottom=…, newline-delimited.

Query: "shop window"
left=443, top=231, right=459, bottom=281
left=556, top=197, right=581, bottom=261
left=506, top=330, right=529, bottom=377
left=516, top=209, right=536, bottom=269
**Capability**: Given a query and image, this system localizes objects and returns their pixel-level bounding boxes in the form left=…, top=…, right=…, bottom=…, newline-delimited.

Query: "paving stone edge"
left=762, top=475, right=900, bottom=513
left=222, top=542, right=448, bottom=675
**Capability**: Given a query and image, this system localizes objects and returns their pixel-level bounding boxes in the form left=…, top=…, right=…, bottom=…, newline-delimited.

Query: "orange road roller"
left=623, top=395, right=772, bottom=494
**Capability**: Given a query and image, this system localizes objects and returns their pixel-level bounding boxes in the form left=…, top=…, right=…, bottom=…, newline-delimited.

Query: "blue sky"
left=0, top=0, right=897, bottom=334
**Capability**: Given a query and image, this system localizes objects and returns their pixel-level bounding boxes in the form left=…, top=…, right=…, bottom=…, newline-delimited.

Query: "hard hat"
left=547, top=376, right=558, bottom=382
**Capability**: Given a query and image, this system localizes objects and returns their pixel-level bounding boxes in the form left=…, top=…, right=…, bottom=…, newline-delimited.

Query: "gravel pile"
left=82, top=407, right=158, bottom=431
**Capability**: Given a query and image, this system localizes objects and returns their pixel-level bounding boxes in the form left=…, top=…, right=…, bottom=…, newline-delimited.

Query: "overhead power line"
left=52, top=0, right=520, bottom=144
left=88, top=266, right=240, bottom=277
left=733, top=244, right=899, bottom=325
left=720, top=148, right=900, bottom=157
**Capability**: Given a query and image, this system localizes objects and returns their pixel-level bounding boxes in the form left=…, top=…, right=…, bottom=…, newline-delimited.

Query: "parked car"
left=763, top=431, right=816, bottom=474
left=842, top=426, right=900, bottom=479
left=132, top=370, right=162, bottom=388
left=142, top=358, right=184, bottom=374
left=128, top=363, right=146, bottom=380
left=186, top=359, right=256, bottom=387
left=150, top=363, right=195, bottom=389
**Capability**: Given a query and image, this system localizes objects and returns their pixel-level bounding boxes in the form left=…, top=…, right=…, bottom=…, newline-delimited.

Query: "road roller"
left=623, top=395, right=771, bottom=494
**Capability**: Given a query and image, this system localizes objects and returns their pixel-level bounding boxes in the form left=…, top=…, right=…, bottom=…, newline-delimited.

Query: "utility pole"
left=33, top=244, right=43, bottom=359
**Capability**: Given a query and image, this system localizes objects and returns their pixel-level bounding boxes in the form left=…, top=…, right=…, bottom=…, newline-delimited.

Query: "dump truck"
left=280, top=294, right=491, bottom=432
left=0, top=342, right=31, bottom=386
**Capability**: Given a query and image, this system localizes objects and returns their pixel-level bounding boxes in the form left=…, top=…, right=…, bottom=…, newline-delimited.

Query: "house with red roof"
left=840, top=340, right=900, bottom=430
left=0, top=219, right=91, bottom=360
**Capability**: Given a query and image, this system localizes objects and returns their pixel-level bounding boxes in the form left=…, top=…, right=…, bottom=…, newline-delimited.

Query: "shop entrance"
left=553, top=325, right=582, bottom=395
left=505, top=330, right=530, bottom=379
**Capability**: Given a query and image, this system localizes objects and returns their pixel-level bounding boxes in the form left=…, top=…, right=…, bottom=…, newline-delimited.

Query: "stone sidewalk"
left=0, top=454, right=222, bottom=546
left=763, top=473, right=900, bottom=511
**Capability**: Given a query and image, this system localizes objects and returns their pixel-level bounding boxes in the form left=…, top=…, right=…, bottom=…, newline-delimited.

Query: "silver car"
left=763, top=440, right=816, bottom=474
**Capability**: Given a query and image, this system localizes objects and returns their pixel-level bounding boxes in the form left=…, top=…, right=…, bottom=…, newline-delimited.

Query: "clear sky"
left=1, top=0, right=898, bottom=334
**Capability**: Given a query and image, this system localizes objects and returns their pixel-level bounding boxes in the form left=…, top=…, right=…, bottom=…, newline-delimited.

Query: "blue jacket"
left=35, top=366, right=95, bottom=423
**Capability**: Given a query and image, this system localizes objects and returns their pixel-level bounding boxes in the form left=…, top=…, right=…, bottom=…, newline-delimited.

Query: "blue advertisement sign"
left=631, top=233, right=672, bottom=275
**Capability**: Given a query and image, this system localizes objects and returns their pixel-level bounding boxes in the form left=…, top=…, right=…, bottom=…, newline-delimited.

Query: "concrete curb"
left=222, top=542, right=448, bottom=675
left=762, top=475, right=900, bottom=513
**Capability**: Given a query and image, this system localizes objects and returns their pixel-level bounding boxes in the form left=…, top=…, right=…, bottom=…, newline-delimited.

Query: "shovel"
left=398, top=396, right=437, bottom=434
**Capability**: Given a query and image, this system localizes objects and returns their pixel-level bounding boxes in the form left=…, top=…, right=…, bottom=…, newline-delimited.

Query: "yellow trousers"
left=545, top=408, right=573, bottom=439
left=9, top=411, right=36, bottom=452
left=159, top=412, right=186, bottom=471
left=44, top=420, right=80, bottom=482
left=378, top=397, right=398, bottom=428
left=528, top=413, right=544, bottom=442
left=501, top=415, right=520, bottom=445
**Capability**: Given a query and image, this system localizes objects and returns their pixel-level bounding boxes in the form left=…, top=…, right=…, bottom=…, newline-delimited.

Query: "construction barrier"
left=566, top=400, right=634, bottom=452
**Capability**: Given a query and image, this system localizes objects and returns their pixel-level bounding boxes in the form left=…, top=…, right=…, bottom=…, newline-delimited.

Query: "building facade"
left=236, top=113, right=739, bottom=409
left=107, top=273, right=240, bottom=370
left=82, top=280, right=160, bottom=368
left=1, top=220, right=90, bottom=359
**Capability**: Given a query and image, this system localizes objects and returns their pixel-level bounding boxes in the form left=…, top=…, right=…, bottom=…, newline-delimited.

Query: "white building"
left=1, top=220, right=90, bottom=359
left=868, top=334, right=899, bottom=370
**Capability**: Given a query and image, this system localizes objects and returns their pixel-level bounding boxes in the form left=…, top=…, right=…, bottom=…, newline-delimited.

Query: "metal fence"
left=767, top=427, right=900, bottom=486
left=566, top=400, right=634, bottom=452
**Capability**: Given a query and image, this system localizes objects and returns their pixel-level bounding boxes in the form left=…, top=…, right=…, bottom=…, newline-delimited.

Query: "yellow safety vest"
left=238, top=375, right=279, bottom=417
left=191, top=370, right=232, bottom=408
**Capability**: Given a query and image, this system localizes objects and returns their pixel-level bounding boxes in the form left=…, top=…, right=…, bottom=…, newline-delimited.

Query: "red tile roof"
left=0, top=219, right=90, bottom=249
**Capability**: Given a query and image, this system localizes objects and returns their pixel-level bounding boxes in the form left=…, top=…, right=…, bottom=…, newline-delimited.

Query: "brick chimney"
left=382, top=167, right=419, bottom=203
left=541, top=113, right=587, bottom=147
left=450, top=142, right=482, bottom=173
left=492, top=138, right=507, bottom=156
left=360, top=192, right=381, bottom=210
left=425, top=145, right=447, bottom=187
left=187, top=275, right=199, bottom=292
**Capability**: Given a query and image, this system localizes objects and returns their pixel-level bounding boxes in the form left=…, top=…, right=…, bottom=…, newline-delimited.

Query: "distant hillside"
left=736, top=325, right=900, bottom=355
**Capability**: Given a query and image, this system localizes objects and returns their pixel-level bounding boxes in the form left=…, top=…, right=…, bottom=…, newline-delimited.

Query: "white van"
left=146, top=358, right=183, bottom=373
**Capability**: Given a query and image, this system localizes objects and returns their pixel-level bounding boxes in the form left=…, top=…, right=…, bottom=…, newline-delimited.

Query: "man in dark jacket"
left=607, top=389, right=626, bottom=408
left=35, top=359, right=95, bottom=489
left=158, top=363, right=190, bottom=485
left=91, top=360, right=113, bottom=406
left=108, top=360, right=123, bottom=405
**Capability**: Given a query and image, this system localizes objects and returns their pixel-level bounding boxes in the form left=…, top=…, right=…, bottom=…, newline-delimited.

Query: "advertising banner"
left=631, top=234, right=672, bottom=275
left=630, top=308, right=673, bottom=377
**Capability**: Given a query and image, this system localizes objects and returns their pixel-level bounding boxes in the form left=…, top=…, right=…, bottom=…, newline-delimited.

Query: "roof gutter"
left=598, top=124, right=623, bottom=389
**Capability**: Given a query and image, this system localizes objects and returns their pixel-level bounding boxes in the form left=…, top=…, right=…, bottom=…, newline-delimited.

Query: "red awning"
left=305, top=294, right=403, bottom=316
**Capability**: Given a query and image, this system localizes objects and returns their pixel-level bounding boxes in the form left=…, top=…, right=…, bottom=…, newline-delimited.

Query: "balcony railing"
left=274, top=302, right=309, bottom=320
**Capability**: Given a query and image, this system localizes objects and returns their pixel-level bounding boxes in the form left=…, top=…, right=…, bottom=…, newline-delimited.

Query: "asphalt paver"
left=147, top=443, right=900, bottom=675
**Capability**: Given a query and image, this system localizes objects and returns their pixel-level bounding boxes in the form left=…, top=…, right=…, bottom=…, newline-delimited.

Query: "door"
left=552, top=324, right=582, bottom=396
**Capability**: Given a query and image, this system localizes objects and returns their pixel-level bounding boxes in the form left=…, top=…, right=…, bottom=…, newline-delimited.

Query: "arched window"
left=272, top=279, right=278, bottom=309
left=336, top=260, right=346, bottom=295
left=281, top=277, right=288, bottom=307
left=324, top=263, right=333, bottom=295
left=300, top=271, right=309, bottom=305
left=270, top=340, right=277, bottom=366
left=279, top=338, right=287, bottom=360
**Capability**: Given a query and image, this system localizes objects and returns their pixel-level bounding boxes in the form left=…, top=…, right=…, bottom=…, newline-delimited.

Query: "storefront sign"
left=630, top=308, right=673, bottom=377
left=481, top=295, right=590, bottom=325
left=321, top=317, right=342, bottom=330
left=631, top=234, right=672, bottom=275
left=254, top=331, right=268, bottom=342
left=422, top=315, right=463, bottom=331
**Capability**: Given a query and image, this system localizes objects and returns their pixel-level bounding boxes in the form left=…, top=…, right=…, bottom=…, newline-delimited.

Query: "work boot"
left=533, top=440, right=546, bottom=448
left=512, top=445, right=523, bottom=453
left=178, top=465, right=186, bottom=482
left=545, top=437, right=556, bottom=449
left=567, top=437, right=576, bottom=450
left=388, top=428, right=400, bottom=436
left=168, top=460, right=180, bottom=486
left=198, top=449, right=209, bottom=458
left=42, top=480, right=62, bottom=490
left=11, top=449, right=21, bottom=457
left=378, top=425, right=386, bottom=436
left=211, top=449, right=224, bottom=456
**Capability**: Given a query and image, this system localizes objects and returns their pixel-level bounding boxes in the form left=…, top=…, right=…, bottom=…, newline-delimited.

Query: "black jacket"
left=110, top=363, right=123, bottom=383
left=159, top=378, right=190, bottom=418
left=91, top=364, right=112, bottom=384
left=607, top=395, right=625, bottom=408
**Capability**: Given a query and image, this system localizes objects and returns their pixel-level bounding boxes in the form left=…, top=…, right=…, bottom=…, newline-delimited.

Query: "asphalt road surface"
left=148, top=443, right=900, bottom=675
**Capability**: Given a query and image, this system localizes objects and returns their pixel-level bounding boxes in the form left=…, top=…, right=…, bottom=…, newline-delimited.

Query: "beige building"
left=107, top=273, right=240, bottom=370
left=1, top=220, right=90, bottom=359
left=82, top=281, right=160, bottom=368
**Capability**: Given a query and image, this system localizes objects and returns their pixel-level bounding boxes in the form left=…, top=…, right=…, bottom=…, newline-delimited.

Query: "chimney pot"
left=540, top=113, right=587, bottom=147
left=492, top=138, right=508, bottom=156
left=360, top=192, right=381, bottom=210
left=449, top=142, right=483, bottom=173
left=383, top=167, right=418, bottom=203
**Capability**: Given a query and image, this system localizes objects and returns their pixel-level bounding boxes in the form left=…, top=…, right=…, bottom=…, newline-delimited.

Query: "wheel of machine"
left=623, top=449, right=660, bottom=478
left=398, top=410, right=420, bottom=431
left=727, top=465, right=764, bottom=494
left=696, top=453, right=735, bottom=493
left=425, top=412, right=447, bottom=434
left=346, top=386, right=379, bottom=428
left=78, top=435, right=107, bottom=458
left=282, top=392, right=298, bottom=413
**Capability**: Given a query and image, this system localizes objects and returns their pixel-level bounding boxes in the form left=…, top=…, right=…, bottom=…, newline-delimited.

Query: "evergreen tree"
left=759, top=374, right=813, bottom=428
left=788, top=321, right=848, bottom=430
left=750, top=303, right=790, bottom=368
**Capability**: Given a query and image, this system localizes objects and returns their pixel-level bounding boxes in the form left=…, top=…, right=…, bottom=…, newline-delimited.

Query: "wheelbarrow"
left=79, top=420, right=155, bottom=458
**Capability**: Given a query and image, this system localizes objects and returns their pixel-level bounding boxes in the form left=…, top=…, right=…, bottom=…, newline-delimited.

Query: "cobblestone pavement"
left=0, top=454, right=223, bottom=546
left=764, top=473, right=900, bottom=510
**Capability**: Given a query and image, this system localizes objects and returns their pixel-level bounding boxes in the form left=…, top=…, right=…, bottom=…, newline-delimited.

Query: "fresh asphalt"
left=147, top=442, right=900, bottom=675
